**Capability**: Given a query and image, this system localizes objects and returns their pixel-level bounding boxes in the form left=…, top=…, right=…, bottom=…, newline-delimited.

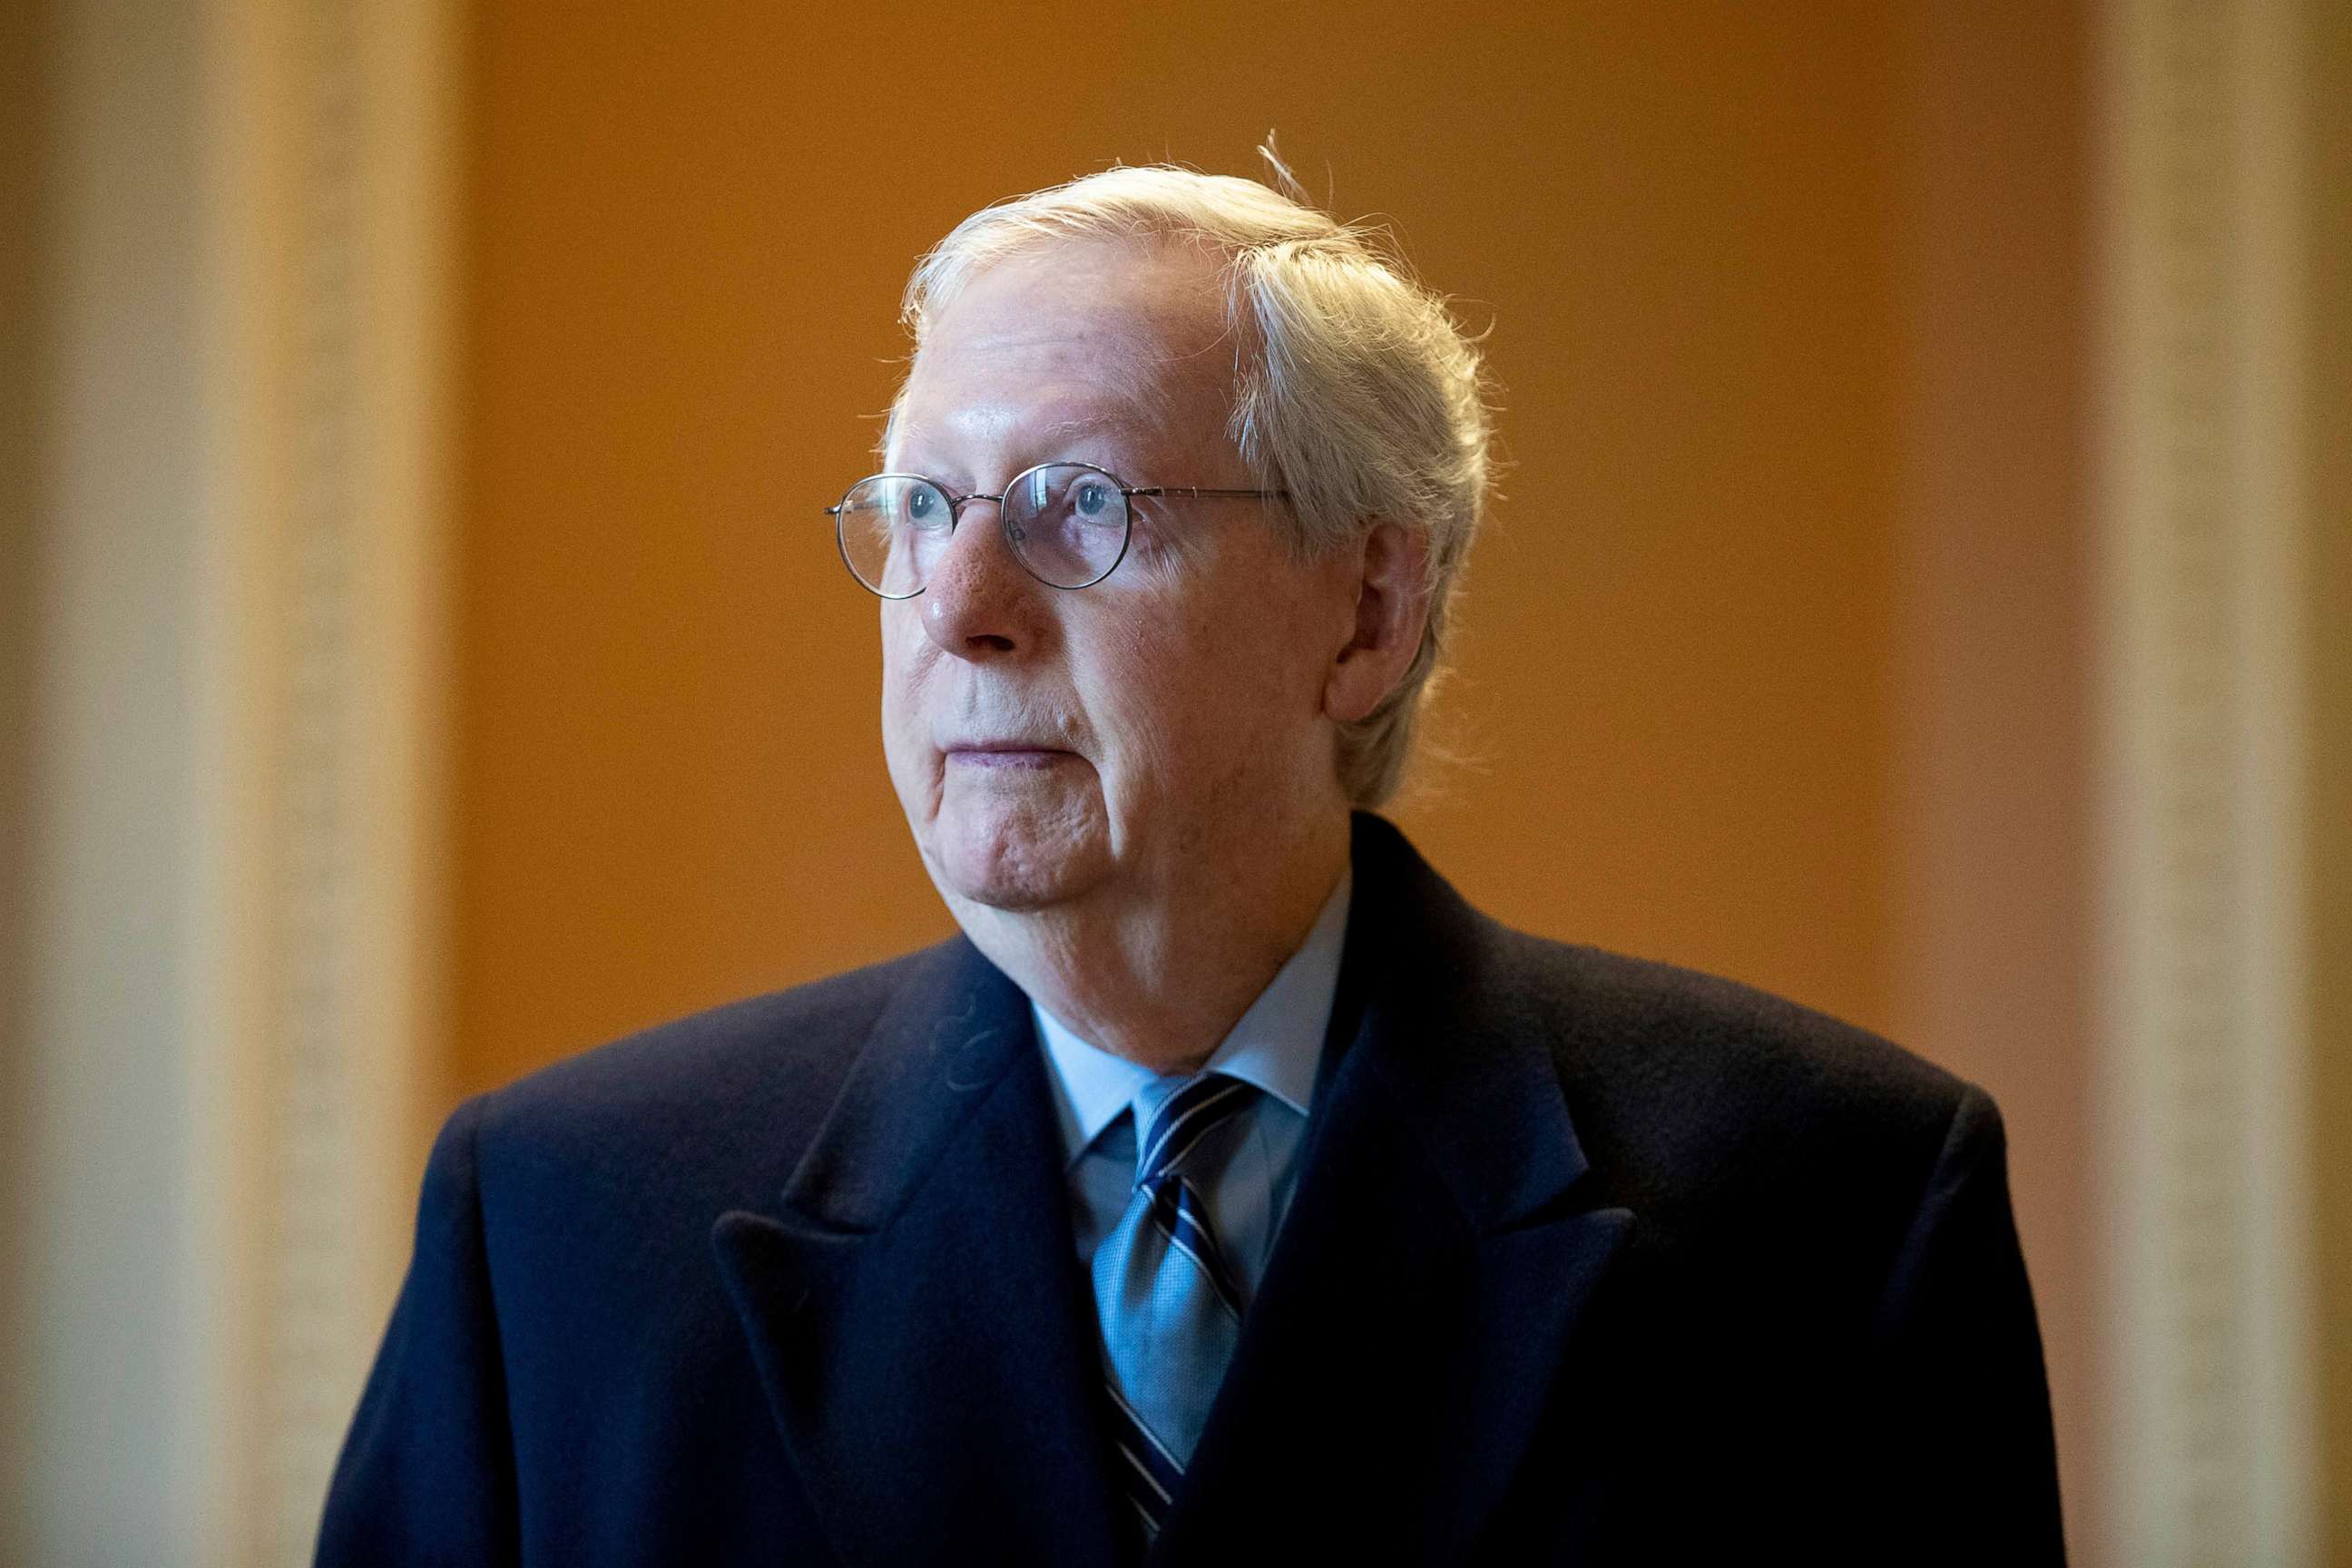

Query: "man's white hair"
left=887, top=157, right=1494, bottom=808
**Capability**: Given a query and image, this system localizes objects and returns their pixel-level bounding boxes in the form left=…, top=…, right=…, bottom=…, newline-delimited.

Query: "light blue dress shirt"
left=1031, top=868, right=1353, bottom=1304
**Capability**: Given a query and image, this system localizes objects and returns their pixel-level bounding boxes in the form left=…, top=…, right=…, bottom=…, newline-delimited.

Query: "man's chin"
left=924, top=824, right=1103, bottom=915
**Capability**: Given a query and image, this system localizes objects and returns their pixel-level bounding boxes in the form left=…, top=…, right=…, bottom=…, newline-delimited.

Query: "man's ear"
left=1325, top=521, right=1432, bottom=725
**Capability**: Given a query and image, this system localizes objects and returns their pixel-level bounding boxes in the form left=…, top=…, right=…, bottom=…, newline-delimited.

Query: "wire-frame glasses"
left=827, top=462, right=1289, bottom=598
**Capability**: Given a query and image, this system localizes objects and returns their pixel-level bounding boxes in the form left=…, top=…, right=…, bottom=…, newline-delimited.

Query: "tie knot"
left=1132, top=1072, right=1253, bottom=1188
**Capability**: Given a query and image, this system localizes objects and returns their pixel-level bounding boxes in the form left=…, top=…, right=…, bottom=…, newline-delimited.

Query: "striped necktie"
left=1093, top=1070, right=1257, bottom=1545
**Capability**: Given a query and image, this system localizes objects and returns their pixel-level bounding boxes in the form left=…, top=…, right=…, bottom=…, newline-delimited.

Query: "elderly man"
left=318, top=165, right=2065, bottom=1564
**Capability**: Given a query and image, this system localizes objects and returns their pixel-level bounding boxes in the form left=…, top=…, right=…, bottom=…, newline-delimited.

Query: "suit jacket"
left=316, top=813, right=2066, bottom=1564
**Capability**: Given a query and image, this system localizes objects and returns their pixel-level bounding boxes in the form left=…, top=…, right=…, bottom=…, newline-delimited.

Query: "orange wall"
left=449, top=0, right=2092, bottom=1553
left=0, top=1, right=44, bottom=1539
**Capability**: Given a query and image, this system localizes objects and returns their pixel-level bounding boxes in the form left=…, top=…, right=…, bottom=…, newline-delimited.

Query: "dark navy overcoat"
left=317, top=814, right=2066, bottom=1564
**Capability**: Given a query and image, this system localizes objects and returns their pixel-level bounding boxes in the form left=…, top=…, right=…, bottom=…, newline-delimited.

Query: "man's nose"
left=919, top=497, right=1034, bottom=658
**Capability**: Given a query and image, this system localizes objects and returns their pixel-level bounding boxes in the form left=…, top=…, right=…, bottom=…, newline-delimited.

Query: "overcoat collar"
left=711, top=815, right=1636, bottom=1563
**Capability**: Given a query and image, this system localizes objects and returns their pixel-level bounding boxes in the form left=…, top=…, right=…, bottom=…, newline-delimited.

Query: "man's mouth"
left=943, top=743, right=1070, bottom=769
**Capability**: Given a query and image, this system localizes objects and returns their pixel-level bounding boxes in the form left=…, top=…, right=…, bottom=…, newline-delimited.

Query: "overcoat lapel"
left=1152, top=817, right=1638, bottom=1561
left=710, top=940, right=1125, bottom=1566
left=711, top=815, right=1635, bottom=1563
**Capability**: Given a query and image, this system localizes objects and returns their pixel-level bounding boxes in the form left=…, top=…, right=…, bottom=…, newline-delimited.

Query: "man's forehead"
left=892, top=242, right=1236, bottom=463
left=922, top=252, right=1229, bottom=362
left=896, top=396, right=1178, bottom=466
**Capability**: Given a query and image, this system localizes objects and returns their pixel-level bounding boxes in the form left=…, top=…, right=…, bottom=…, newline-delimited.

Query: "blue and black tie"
left=1093, top=1070, right=1256, bottom=1546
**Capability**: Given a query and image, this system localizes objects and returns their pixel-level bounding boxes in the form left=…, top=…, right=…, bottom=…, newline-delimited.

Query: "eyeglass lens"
left=835, top=466, right=1129, bottom=596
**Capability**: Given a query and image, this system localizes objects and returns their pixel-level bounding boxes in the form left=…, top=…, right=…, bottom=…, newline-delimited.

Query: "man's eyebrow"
left=893, top=384, right=1183, bottom=482
left=897, top=421, right=1120, bottom=478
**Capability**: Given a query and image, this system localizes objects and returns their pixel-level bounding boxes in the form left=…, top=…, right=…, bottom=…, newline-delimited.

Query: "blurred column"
left=4, top=1, right=456, bottom=1563
left=2093, top=0, right=2336, bottom=1563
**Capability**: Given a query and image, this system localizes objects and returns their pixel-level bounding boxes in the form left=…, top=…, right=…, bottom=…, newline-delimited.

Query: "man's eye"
left=1074, top=482, right=1108, bottom=517
left=906, top=487, right=936, bottom=522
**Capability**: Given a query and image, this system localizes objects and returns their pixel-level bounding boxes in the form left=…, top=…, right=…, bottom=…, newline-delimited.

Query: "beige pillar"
left=3, top=1, right=456, bottom=1562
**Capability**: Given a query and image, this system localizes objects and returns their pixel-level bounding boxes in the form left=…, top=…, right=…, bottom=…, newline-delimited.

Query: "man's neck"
left=950, top=816, right=1352, bottom=1076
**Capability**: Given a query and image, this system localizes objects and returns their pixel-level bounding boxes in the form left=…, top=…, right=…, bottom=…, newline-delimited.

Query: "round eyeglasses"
left=826, top=463, right=1289, bottom=599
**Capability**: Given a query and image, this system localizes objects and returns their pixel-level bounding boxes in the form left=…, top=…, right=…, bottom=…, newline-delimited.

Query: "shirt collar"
left=1032, top=865, right=1353, bottom=1168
